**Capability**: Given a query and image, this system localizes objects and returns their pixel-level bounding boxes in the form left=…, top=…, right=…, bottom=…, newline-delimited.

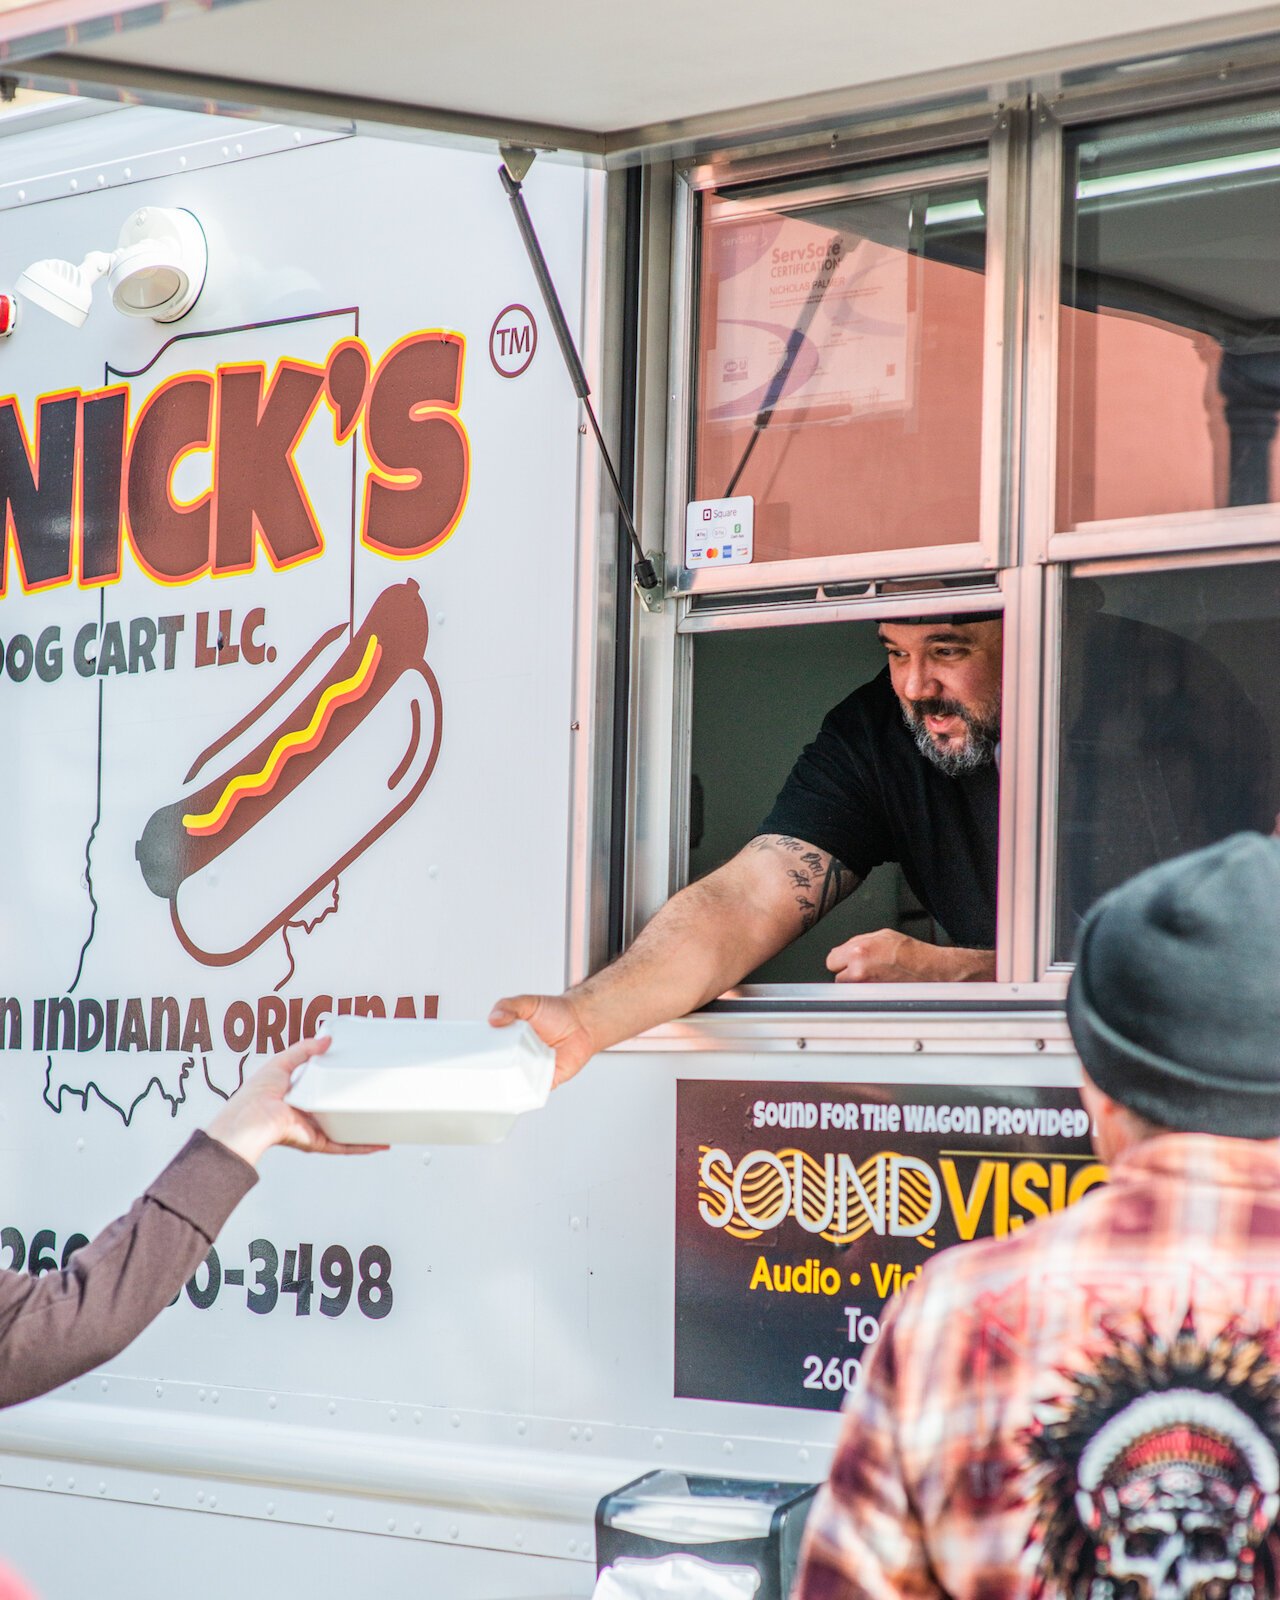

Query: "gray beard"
left=902, top=702, right=999, bottom=778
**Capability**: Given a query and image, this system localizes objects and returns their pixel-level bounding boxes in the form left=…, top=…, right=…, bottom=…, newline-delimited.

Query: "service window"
left=684, top=146, right=997, bottom=592
left=1056, top=96, right=1280, bottom=548
left=1050, top=555, right=1280, bottom=961
left=689, top=619, right=954, bottom=984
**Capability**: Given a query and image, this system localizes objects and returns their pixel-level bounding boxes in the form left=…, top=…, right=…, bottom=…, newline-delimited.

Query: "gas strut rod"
left=498, top=146, right=658, bottom=593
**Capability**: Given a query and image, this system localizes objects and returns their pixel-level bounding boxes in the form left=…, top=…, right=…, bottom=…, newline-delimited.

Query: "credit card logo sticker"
left=684, top=496, right=754, bottom=569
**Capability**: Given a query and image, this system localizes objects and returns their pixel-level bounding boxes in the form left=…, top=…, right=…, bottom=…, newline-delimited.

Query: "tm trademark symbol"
left=489, top=304, right=537, bottom=378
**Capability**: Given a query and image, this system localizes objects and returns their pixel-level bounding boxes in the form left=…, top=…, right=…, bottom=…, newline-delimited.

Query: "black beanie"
left=1066, top=832, right=1280, bottom=1137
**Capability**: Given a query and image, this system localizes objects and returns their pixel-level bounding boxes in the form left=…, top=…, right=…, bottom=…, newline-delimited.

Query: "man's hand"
left=489, top=994, right=597, bottom=1089
left=205, top=1036, right=388, bottom=1167
left=826, top=929, right=996, bottom=984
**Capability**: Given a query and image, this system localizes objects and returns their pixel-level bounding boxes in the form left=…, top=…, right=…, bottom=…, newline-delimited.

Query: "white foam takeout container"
left=284, top=1016, right=554, bottom=1145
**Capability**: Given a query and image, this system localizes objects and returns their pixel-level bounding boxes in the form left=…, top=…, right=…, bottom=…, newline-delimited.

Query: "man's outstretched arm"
left=491, top=834, right=857, bottom=1086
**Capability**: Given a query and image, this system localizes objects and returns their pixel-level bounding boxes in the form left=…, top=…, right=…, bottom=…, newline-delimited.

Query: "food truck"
left=0, top=0, right=1278, bottom=1592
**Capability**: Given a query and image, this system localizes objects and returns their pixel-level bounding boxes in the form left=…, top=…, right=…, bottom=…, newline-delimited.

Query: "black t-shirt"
left=757, top=667, right=998, bottom=948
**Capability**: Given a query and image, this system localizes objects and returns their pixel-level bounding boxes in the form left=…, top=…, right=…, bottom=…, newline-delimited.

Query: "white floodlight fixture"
left=16, top=249, right=113, bottom=328
left=16, top=206, right=207, bottom=328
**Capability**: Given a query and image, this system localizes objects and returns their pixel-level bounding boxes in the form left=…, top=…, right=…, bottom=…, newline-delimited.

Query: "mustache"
left=907, top=697, right=973, bottom=724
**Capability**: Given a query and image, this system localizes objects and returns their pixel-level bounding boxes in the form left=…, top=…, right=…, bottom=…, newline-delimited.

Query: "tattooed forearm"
left=750, top=835, right=858, bottom=931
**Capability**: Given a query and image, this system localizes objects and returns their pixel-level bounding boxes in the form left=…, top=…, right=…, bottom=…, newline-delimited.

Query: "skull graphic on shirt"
left=1074, top=1392, right=1277, bottom=1598
left=1026, top=1318, right=1280, bottom=1600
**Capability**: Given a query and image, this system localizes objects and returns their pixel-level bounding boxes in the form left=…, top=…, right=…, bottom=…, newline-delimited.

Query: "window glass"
left=1053, top=560, right=1280, bottom=960
left=1059, top=101, right=1280, bottom=530
left=692, top=156, right=987, bottom=567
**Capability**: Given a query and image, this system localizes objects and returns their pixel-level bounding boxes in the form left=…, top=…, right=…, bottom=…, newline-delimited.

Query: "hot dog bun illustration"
left=136, top=579, right=441, bottom=965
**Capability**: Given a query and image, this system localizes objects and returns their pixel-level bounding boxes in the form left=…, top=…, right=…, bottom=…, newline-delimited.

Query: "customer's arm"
left=0, top=1037, right=378, bottom=1409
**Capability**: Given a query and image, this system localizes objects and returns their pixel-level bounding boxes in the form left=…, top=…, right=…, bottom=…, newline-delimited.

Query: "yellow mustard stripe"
left=182, top=634, right=381, bottom=835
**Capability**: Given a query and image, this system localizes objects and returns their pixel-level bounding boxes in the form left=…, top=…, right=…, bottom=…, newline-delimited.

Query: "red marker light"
left=0, top=295, right=16, bottom=337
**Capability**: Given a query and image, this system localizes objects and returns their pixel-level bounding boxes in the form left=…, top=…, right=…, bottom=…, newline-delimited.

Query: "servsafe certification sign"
left=675, top=1080, right=1101, bottom=1411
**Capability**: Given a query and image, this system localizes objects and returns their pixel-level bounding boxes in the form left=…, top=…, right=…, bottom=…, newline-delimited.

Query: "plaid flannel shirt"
left=793, top=1133, right=1280, bottom=1600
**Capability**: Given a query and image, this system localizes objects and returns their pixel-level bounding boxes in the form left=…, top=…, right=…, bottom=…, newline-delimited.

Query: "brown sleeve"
left=794, top=1301, right=942, bottom=1600
left=0, top=1131, right=257, bottom=1409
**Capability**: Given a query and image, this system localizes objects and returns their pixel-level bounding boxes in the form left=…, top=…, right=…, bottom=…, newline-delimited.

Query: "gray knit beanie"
left=1066, top=832, right=1280, bottom=1136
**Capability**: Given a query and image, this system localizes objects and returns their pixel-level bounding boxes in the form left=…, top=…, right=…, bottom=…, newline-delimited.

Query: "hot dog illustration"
left=136, top=579, right=441, bottom=965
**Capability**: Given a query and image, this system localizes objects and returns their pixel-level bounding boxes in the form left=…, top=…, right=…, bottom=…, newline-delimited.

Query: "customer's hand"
left=206, top=1036, right=388, bottom=1167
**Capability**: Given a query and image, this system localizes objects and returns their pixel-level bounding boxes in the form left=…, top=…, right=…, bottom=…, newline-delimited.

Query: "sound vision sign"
left=675, top=1080, right=1101, bottom=1411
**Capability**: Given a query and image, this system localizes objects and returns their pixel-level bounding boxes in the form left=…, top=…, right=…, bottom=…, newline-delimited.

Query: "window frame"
left=1035, top=542, right=1280, bottom=975
left=667, top=113, right=1019, bottom=597
left=669, top=572, right=1045, bottom=1002
left=1027, top=79, right=1280, bottom=566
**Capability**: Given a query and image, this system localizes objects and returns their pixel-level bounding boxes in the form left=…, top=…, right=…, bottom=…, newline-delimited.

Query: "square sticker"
left=684, top=496, right=754, bottom=568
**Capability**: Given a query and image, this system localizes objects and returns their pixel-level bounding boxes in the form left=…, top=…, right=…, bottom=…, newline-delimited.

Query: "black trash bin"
left=595, top=1470, right=817, bottom=1600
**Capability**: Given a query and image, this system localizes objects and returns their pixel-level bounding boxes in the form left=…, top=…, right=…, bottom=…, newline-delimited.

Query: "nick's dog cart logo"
left=136, top=579, right=441, bottom=966
left=0, top=325, right=467, bottom=975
